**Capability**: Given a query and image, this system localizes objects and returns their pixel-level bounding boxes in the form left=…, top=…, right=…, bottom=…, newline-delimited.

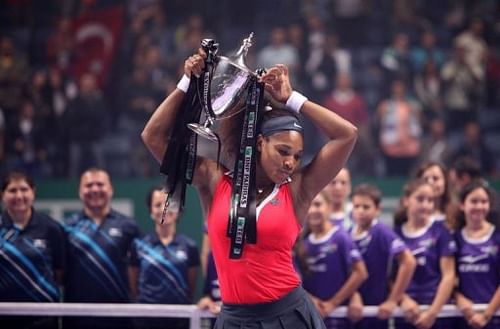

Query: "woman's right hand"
left=184, top=48, right=207, bottom=78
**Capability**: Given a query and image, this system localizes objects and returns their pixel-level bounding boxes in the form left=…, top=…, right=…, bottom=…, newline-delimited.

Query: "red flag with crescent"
left=71, top=5, right=124, bottom=87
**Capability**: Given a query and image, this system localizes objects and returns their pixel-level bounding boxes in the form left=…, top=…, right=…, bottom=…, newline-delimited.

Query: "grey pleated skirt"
left=214, top=286, right=326, bottom=329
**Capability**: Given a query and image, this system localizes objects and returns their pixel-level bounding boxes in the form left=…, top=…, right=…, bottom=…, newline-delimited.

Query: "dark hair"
left=352, top=184, right=382, bottom=207
left=451, top=157, right=482, bottom=180
left=145, top=186, right=164, bottom=211
left=414, top=161, right=450, bottom=213
left=1, top=171, right=35, bottom=192
left=294, top=190, right=331, bottom=276
left=216, top=99, right=300, bottom=168
left=454, top=180, right=496, bottom=229
left=394, top=178, right=431, bottom=227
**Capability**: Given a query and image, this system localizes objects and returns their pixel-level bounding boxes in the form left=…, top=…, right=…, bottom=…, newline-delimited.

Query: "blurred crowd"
left=0, top=0, right=499, bottom=179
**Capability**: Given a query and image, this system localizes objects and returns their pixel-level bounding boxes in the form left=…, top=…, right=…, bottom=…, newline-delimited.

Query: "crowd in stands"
left=0, top=0, right=499, bottom=179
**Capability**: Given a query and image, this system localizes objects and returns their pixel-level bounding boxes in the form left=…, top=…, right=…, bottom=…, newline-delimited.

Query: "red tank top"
left=207, top=175, right=301, bottom=304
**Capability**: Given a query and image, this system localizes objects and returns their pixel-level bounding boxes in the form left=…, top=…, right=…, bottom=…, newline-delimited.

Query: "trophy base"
left=187, top=123, right=219, bottom=142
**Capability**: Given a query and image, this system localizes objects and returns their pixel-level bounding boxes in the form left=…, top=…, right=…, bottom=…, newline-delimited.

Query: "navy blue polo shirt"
left=0, top=209, right=65, bottom=302
left=63, top=209, right=140, bottom=303
left=130, top=232, right=200, bottom=304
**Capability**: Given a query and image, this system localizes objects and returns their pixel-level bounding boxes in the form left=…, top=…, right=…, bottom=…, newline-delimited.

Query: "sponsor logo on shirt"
left=108, top=227, right=123, bottom=237
left=33, top=239, right=47, bottom=249
left=459, top=253, right=491, bottom=273
left=175, top=249, right=188, bottom=261
left=391, top=238, right=405, bottom=250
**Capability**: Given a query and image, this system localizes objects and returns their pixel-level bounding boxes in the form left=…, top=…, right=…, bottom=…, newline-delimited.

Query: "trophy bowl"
left=187, top=33, right=257, bottom=142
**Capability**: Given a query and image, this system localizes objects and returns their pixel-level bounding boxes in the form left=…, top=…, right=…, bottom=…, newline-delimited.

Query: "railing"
left=0, top=303, right=496, bottom=329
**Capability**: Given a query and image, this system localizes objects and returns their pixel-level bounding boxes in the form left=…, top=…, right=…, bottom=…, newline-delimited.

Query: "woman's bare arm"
left=260, top=64, right=357, bottom=221
left=141, top=50, right=222, bottom=196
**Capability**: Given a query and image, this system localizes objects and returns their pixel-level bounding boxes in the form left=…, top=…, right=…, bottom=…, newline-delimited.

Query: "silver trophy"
left=187, top=33, right=258, bottom=142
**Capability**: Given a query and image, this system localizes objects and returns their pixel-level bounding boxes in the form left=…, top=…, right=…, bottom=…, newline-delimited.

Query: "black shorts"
left=214, top=286, right=326, bottom=329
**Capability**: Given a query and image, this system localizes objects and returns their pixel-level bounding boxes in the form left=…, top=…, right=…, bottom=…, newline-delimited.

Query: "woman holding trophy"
left=141, top=35, right=358, bottom=328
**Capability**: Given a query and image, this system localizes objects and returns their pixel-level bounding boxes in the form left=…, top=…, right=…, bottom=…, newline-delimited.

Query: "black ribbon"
left=227, top=78, right=263, bottom=259
left=159, top=41, right=217, bottom=219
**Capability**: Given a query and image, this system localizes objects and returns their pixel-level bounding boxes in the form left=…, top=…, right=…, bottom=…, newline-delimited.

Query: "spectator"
left=393, top=179, right=456, bottom=329
left=256, top=26, right=299, bottom=84
left=410, top=30, right=445, bottom=75
left=414, top=162, right=452, bottom=224
left=448, top=156, right=483, bottom=199
left=331, top=0, right=368, bottom=48
left=0, top=36, right=29, bottom=126
left=413, top=59, right=443, bottom=123
left=453, top=181, right=500, bottom=329
left=380, top=32, right=412, bottom=89
left=450, top=121, right=495, bottom=177
left=348, top=184, right=416, bottom=329
left=63, top=168, right=140, bottom=329
left=4, top=100, right=50, bottom=176
left=297, top=190, right=368, bottom=329
left=63, top=72, right=108, bottom=177
left=46, top=17, right=74, bottom=74
left=0, top=171, right=65, bottom=329
left=376, top=79, right=422, bottom=176
left=454, top=17, right=488, bottom=81
left=304, top=30, right=337, bottom=101
left=323, top=168, right=353, bottom=230
left=129, top=186, right=200, bottom=329
left=322, top=73, right=374, bottom=176
left=417, top=118, right=451, bottom=165
left=441, top=43, right=482, bottom=134
left=46, top=67, right=75, bottom=177
left=119, top=66, right=159, bottom=176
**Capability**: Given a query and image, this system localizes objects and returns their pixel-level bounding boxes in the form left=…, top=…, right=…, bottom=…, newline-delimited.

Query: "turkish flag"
left=71, top=5, right=124, bottom=87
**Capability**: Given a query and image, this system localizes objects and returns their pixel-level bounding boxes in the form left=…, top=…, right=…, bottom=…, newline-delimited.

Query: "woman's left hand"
left=260, top=64, right=292, bottom=103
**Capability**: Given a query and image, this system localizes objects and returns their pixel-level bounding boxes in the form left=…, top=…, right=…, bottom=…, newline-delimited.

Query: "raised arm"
left=141, top=50, right=222, bottom=200
left=261, top=64, right=358, bottom=217
left=141, top=51, right=206, bottom=163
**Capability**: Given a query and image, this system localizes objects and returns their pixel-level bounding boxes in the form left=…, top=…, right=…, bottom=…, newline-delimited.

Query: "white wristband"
left=285, top=91, right=308, bottom=113
left=176, top=75, right=190, bottom=93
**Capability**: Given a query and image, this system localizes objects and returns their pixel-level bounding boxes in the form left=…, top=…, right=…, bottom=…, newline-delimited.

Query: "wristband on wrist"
left=285, top=91, right=308, bottom=113
left=176, top=75, right=191, bottom=93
